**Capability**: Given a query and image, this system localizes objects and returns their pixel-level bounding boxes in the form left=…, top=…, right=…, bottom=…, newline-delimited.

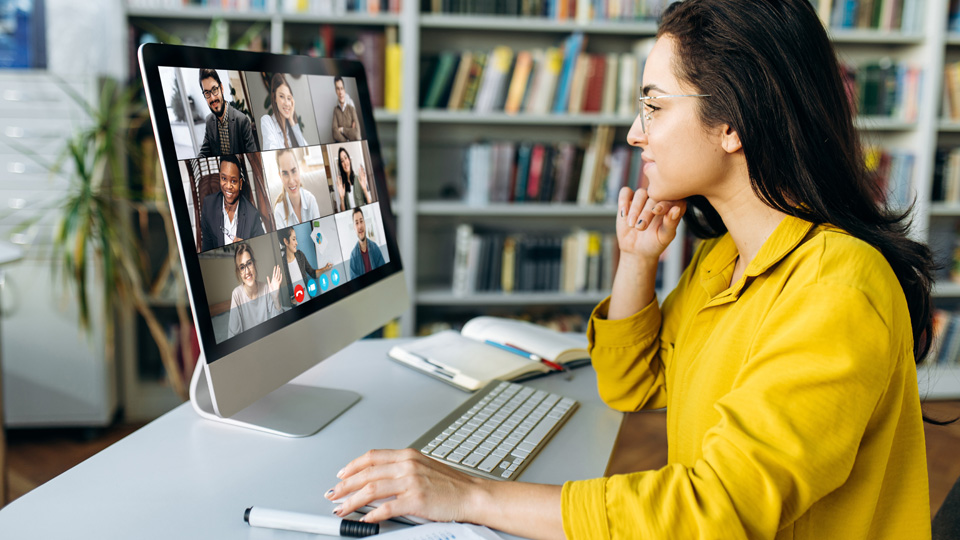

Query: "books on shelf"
left=388, top=316, right=590, bottom=392
left=451, top=225, right=637, bottom=296
left=421, top=0, right=674, bottom=21
left=420, top=35, right=654, bottom=117
left=127, top=0, right=402, bottom=13
left=927, top=309, right=960, bottom=368
left=864, top=146, right=914, bottom=208
left=458, top=132, right=642, bottom=206
left=840, top=60, right=921, bottom=122
left=931, top=147, right=960, bottom=204
left=814, top=0, right=922, bottom=32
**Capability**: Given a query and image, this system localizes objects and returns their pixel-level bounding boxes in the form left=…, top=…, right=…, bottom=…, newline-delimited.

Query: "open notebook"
left=388, top=316, right=590, bottom=391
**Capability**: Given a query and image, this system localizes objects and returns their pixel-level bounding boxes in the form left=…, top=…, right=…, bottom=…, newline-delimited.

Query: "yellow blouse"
left=561, top=215, right=930, bottom=540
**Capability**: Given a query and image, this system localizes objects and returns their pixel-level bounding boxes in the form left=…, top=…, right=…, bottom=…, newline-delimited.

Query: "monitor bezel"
left=138, top=43, right=402, bottom=365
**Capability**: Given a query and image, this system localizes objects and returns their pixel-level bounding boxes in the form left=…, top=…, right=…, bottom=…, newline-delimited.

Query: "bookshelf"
left=119, top=0, right=960, bottom=403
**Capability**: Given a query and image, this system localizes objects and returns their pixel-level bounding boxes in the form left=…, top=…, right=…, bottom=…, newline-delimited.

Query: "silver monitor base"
left=189, top=356, right=360, bottom=437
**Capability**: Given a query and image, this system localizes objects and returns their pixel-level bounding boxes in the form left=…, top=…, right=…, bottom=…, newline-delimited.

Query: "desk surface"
left=0, top=339, right=622, bottom=539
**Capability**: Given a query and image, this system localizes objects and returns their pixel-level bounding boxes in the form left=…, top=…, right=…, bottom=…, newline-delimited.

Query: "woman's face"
left=278, top=152, right=301, bottom=196
left=339, top=150, right=351, bottom=175
left=236, top=251, right=256, bottom=287
left=285, top=232, right=298, bottom=252
left=275, top=83, right=295, bottom=121
left=628, top=35, right=730, bottom=202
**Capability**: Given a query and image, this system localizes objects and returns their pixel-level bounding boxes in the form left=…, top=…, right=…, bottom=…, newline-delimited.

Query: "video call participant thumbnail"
left=332, top=76, right=361, bottom=142
left=281, top=226, right=332, bottom=306
left=333, top=146, right=375, bottom=211
left=348, top=207, right=385, bottom=280
left=197, top=68, right=259, bottom=158
left=273, top=149, right=322, bottom=228
left=261, top=73, right=307, bottom=150
left=227, top=243, right=284, bottom=339
left=200, top=155, right=265, bottom=252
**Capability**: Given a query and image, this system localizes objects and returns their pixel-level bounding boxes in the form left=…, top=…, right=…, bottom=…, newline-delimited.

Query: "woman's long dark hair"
left=658, top=0, right=935, bottom=367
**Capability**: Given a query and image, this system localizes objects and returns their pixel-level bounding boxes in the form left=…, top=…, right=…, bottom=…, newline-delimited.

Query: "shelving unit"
left=119, top=0, right=960, bottom=406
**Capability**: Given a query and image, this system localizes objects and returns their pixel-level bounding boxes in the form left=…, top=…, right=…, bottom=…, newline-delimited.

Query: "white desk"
left=0, top=339, right=623, bottom=538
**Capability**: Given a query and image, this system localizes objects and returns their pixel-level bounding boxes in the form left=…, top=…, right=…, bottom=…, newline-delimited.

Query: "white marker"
left=244, top=506, right=379, bottom=537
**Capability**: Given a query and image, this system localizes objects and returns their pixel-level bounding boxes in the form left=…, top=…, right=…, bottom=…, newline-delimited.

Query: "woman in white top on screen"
left=261, top=73, right=307, bottom=150
left=335, top=147, right=374, bottom=211
left=227, top=243, right=284, bottom=339
left=273, top=148, right=321, bottom=228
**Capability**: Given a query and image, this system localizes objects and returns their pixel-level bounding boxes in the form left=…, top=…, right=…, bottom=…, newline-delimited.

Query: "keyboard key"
left=501, top=470, right=514, bottom=479
left=523, top=416, right=561, bottom=446
left=462, top=452, right=485, bottom=468
left=478, top=454, right=502, bottom=473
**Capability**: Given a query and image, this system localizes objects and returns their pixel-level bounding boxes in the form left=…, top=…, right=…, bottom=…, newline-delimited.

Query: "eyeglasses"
left=202, top=85, right=222, bottom=100
left=237, top=258, right=256, bottom=274
left=638, top=94, right=711, bottom=134
left=221, top=226, right=236, bottom=242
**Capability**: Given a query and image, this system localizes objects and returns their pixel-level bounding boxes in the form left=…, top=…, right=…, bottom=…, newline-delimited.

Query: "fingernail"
left=325, top=489, right=334, bottom=499
left=636, top=218, right=643, bottom=227
left=333, top=505, right=342, bottom=515
left=359, top=516, right=367, bottom=523
left=654, top=204, right=663, bottom=213
left=336, top=468, right=345, bottom=479
left=619, top=207, right=625, bottom=218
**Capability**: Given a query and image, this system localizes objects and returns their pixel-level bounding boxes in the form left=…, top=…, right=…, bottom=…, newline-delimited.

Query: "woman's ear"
left=721, top=125, right=742, bottom=154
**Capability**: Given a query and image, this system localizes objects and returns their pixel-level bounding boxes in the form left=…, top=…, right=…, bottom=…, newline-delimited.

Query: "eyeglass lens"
left=203, top=85, right=221, bottom=99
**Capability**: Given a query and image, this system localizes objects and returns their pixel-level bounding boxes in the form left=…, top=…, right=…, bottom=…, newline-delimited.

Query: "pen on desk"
left=244, top=506, right=379, bottom=537
left=406, top=351, right=457, bottom=379
left=485, top=340, right=566, bottom=372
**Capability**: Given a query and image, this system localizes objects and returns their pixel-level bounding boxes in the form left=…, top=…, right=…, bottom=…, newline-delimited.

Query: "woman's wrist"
left=463, top=476, right=497, bottom=524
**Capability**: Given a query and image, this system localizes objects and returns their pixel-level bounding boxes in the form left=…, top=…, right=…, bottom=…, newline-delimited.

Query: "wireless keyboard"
left=409, top=380, right=578, bottom=481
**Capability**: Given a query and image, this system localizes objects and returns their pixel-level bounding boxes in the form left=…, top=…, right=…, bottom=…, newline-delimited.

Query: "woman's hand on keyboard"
left=326, top=448, right=485, bottom=524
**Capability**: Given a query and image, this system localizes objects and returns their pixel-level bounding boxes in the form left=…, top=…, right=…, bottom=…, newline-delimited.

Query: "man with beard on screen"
left=197, top=68, right=258, bottom=158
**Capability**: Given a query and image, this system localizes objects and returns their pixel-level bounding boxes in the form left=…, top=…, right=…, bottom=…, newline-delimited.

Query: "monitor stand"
left=189, top=356, right=361, bottom=438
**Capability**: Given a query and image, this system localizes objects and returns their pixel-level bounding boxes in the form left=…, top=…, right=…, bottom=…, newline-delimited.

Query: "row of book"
left=460, top=126, right=641, bottom=206
left=928, top=309, right=960, bottom=367
left=126, top=0, right=402, bottom=12
left=417, top=312, right=589, bottom=337
left=865, top=146, right=914, bottom=208
left=932, top=147, right=960, bottom=204
left=421, top=0, right=674, bottom=21
left=942, top=61, right=960, bottom=122
left=451, top=225, right=644, bottom=295
left=814, top=0, right=923, bottom=32
left=421, top=35, right=653, bottom=117
left=841, top=60, right=921, bottom=121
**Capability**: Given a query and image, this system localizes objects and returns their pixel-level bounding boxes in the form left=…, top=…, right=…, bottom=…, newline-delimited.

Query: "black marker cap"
left=340, top=518, right=379, bottom=537
left=243, top=507, right=252, bottom=524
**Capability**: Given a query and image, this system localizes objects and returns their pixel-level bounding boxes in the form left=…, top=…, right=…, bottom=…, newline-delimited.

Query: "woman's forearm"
left=468, top=481, right=566, bottom=540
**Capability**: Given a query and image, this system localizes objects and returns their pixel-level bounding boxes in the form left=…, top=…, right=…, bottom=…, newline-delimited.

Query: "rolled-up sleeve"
left=588, top=296, right=668, bottom=412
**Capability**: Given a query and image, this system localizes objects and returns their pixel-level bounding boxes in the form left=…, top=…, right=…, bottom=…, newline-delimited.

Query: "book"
left=424, top=51, right=460, bottom=109
left=447, top=51, right=475, bottom=110
left=388, top=316, right=591, bottom=392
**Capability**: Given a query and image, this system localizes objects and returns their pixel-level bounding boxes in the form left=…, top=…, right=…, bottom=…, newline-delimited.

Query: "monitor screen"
left=139, top=45, right=403, bottom=365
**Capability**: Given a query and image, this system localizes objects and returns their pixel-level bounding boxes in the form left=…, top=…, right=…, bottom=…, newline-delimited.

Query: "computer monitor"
left=138, top=44, right=408, bottom=437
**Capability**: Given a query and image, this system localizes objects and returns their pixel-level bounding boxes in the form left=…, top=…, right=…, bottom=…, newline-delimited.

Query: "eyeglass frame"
left=220, top=226, right=237, bottom=242
left=236, top=258, right=257, bottom=274
left=202, top=84, right=222, bottom=100
left=638, top=94, right=711, bottom=134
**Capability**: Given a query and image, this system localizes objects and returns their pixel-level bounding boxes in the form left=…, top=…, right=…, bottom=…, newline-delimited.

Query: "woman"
left=261, top=73, right=307, bottom=150
left=281, top=227, right=333, bottom=306
left=273, top=149, right=321, bottom=228
left=226, top=243, right=284, bottom=339
left=324, top=1, right=935, bottom=538
left=336, top=147, right=374, bottom=211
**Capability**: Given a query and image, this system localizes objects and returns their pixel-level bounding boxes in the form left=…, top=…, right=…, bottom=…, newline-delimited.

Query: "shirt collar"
left=217, top=109, right=229, bottom=126
left=699, top=214, right=816, bottom=300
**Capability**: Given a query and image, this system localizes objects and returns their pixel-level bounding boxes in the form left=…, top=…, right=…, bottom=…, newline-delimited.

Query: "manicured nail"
left=619, top=207, right=625, bottom=218
left=337, top=468, right=345, bottom=479
left=333, top=505, right=342, bottom=515
left=636, top=218, right=643, bottom=227
left=359, top=516, right=367, bottom=523
left=325, top=489, right=334, bottom=499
